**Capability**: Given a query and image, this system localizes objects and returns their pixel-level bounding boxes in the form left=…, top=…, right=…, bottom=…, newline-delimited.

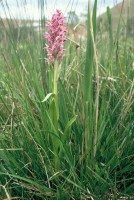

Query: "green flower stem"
left=51, top=60, right=60, bottom=169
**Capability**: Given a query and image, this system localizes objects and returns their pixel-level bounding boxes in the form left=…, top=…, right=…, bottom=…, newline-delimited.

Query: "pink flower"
left=45, top=10, right=67, bottom=64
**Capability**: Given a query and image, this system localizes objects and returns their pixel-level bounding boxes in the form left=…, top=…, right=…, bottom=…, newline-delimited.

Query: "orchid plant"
left=45, top=10, right=67, bottom=168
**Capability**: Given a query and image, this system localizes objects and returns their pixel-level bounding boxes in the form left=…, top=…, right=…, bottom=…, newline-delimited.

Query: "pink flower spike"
left=45, top=10, right=67, bottom=64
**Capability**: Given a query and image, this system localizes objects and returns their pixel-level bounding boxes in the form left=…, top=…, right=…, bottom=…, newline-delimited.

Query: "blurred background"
left=0, top=0, right=130, bottom=20
left=0, top=0, right=133, bottom=43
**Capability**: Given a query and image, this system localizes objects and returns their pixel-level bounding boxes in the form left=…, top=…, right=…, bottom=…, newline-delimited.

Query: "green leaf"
left=42, top=93, right=54, bottom=102
left=63, top=115, right=77, bottom=142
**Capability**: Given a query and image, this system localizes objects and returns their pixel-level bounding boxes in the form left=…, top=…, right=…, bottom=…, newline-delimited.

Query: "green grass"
left=0, top=0, right=134, bottom=199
